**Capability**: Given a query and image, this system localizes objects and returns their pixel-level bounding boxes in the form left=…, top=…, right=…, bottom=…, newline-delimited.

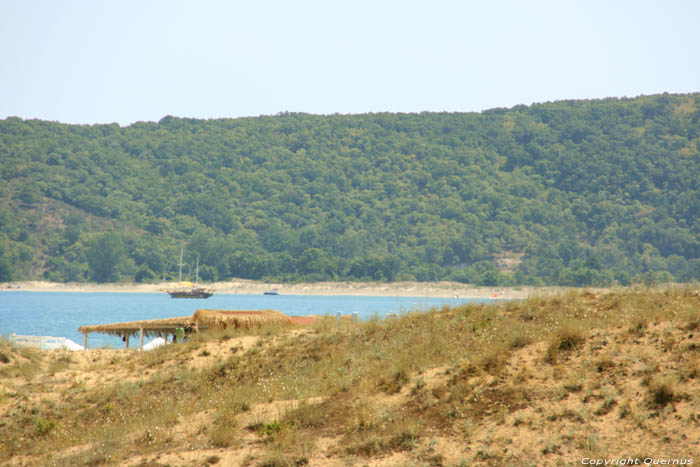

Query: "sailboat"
left=166, top=249, right=214, bottom=299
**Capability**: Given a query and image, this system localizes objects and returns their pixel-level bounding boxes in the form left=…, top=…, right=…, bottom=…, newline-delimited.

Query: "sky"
left=1, top=0, right=699, bottom=126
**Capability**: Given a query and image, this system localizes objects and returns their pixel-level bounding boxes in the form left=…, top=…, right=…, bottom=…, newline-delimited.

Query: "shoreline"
left=0, top=280, right=558, bottom=299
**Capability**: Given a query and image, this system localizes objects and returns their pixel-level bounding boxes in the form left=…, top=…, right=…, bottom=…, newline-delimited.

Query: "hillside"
left=1, top=287, right=698, bottom=465
left=1, top=93, right=699, bottom=285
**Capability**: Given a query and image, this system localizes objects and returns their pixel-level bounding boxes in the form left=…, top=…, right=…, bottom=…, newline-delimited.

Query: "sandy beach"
left=1, top=279, right=555, bottom=299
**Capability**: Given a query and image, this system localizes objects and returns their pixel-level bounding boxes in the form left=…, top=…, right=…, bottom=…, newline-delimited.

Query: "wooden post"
left=83, top=332, right=87, bottom=350
left=139, top=328, right=144, bottom=351
left=125, top=334, right=130, bottom=349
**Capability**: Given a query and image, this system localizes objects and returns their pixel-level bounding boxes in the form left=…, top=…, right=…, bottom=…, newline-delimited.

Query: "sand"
left=1, top=280, right=556, bottom=299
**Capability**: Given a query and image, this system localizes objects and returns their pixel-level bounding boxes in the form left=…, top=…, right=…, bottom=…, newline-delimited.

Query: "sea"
left=0, top=291, right=491, bottom=349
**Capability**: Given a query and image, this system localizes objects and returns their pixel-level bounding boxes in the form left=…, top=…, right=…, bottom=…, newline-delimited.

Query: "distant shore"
left=0, top=280, right=564, bottom=299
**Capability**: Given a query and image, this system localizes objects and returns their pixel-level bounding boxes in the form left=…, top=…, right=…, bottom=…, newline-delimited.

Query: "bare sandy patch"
left=5, top=279, right=562, bottom=299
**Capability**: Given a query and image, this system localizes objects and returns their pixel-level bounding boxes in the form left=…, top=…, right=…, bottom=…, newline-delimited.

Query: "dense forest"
left=1, top=93, right=699, bottom=286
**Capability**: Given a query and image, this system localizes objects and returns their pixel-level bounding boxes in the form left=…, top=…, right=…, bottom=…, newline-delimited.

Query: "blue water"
left=0, top=292, right=489, bottom=348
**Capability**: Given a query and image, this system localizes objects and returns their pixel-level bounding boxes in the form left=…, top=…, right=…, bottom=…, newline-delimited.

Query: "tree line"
left=1, top=93, right=699, bottom=285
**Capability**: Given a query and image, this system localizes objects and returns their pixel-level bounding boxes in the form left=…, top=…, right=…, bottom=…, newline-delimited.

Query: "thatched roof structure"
left=78, top=309, right=290, bottom=349
left=193, top=309, right=290, bottom=330
left=78, top=316, right=196, bottom=339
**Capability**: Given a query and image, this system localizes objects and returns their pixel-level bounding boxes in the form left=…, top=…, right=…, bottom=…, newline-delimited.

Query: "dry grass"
left=0, top=338, right=43, bottom=380
left=193, top=309, right=291, bottom=330
left=1, top=285, right=699, bottom=465
left=648, top=376, right=676, bottom=407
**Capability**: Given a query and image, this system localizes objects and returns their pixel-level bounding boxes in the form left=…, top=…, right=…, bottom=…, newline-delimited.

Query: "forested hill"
left=1, top=93, right=699, bottom=285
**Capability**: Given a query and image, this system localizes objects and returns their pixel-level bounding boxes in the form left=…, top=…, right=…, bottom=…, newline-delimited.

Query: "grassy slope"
left=1, top=286, right=699, bottom=466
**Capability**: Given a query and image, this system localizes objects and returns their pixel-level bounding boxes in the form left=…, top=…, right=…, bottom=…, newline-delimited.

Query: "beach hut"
left=78, top=309, right=291, bottom=350
left=78, top=316, right=197, bottom=350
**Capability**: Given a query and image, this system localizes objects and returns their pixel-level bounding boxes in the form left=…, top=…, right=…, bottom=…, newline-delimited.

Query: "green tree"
left=87, top=233, right=124, bottom=283
left=17, top=183, right=41, bottom=206
left=0, top=248, right=11, bottom=281
left=134, top=265, right=156, bottom=283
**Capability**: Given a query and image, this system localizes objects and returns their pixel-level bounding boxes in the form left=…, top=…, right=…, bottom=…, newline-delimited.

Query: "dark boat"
left=168, top=286, right=214, bottom=299
left=165, top=250, right=214, bottom=299
left=264, top=290, right=279, bottom=295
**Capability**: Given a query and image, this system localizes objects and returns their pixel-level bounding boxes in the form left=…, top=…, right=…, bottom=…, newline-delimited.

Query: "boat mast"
left=196, top=256, right=199, bottom=285
left=179, top=247, right=183, bottom=283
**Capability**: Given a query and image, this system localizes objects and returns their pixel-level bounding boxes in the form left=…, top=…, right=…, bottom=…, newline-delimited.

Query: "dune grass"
left=1, top=285, right=698, bottom=465
left=0, top=338, right=43, bottom=380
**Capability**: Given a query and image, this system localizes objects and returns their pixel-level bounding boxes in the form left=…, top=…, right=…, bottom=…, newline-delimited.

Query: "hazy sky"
left=1, top=0, right=699, bottom=126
